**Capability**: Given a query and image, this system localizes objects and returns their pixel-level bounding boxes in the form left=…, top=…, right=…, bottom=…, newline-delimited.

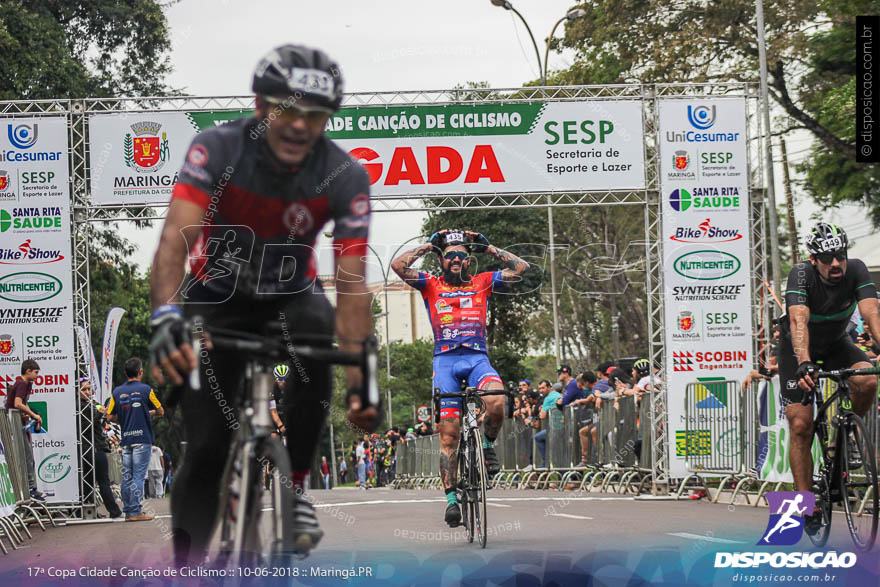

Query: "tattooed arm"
left=486, top=244, right=530, bottom=283
left=391, top=242, right=434, bottom=285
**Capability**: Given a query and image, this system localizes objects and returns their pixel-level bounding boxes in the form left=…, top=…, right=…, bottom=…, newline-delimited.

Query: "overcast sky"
left=125, top=0, right=870, bottom=273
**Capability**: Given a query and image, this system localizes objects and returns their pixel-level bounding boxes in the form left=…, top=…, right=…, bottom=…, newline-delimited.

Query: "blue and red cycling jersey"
left=414, top=270, right=505, bottom=356
left=415, top=270, right=506, bottom=419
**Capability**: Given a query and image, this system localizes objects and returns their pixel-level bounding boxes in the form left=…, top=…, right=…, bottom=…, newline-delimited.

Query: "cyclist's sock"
left=445, top=488, right=458, bottom=506
left=482, top=436, right=495, bottom=449
left=292, top=469, right=309, bottom=490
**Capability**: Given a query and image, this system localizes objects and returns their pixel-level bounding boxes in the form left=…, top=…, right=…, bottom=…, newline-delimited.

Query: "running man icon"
left=758, top=491, right=816, bottom=546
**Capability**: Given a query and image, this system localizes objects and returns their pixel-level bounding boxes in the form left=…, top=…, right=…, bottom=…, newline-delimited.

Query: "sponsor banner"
left=658, top=98, right=753, bottom=478
left=0, top=118, right=68, bottom=203
left=755, top=376, right=822, bottom=482
left=75, top=325, right=102, bottom=400
left=89, top=101, right=646, bottom=204
left=0, top=436, right=14, bottom=517
left=0, top=117, right=77, bottom=503
left=100, top=307, right=125, bottom=404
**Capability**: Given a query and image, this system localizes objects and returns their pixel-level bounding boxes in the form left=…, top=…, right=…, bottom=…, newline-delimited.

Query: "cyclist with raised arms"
left=779, top=223, right=880, bottom=531
left=148, top=45, right=377, bottom=563
left=391, top=229, right=529, bottom=526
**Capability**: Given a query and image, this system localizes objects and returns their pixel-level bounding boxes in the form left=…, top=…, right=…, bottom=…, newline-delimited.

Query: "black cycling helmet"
left=633, top=359, right=651, bottom=377
left=431, top=229, right=472, bottom=254
left=252, top=45, right=344, bottom=111
left=805, top=222, right=848, bottom=255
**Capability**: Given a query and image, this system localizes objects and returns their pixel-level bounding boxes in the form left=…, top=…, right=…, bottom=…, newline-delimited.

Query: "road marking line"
left=486, top=503, right=512, bottom=508
left=667, top=532, right=745, bottom=544
left=549, top=513, right=593, bottom=520
left=314, top=496, right=633, bottom=508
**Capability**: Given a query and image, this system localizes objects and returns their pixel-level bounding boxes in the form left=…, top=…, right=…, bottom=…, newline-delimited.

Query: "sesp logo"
left=687, top=105, right=716, bottom=130
left=758, top=491, right=816, bottom=546
left=8, top=124, right=38, bottom=149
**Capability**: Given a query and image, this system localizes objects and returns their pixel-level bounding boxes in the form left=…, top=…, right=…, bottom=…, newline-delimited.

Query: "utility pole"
left=780, top=139, right=799, bottom=262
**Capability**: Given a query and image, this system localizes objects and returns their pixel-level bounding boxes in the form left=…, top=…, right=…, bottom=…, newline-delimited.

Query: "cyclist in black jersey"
left=148, top=45, right=377, bottom=564
left=778, top=223, right=880, bottom=527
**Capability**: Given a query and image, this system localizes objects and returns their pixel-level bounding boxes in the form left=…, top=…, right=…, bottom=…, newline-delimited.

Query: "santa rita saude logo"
left=668, top=187, right=741, bottom=211
left=124, top=121, right=170, bottom=173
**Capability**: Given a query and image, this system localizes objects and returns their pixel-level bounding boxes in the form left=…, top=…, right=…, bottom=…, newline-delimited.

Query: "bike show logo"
left=673, top=349, right=747, bottom=372
left=674, top=250, right=741, bottom=280
left=673, top=311, right=700, bottom=342
left=0, top=207, right=64, bottom=233
left=1, top=123, right=62, bottom=163
left=667, top=150, right=696, bottom=180
left=668, top=187, right=741, bottom=212
left=0, top=239, right=64, bottom=264
left=0, top=272, right=62, bottom=303
left=38, top=452, right=72, bottom=484
left=124, top=121, right=170, bottom=173
left=670, top=218, right=743, bottom=243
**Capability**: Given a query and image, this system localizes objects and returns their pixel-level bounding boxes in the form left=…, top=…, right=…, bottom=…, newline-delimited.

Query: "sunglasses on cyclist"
left=443, top=251, right=469, bottom=261
left=815, top=251, right=846, bottom=264
left=262, top=96, right=334, bottom=124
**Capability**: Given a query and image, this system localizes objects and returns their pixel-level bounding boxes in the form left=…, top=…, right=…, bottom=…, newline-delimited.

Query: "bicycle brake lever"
left=800, top=385, right=815, bottom=406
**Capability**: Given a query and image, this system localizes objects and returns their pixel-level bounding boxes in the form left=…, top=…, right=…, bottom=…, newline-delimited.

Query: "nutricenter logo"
left=0, top=272, right=62, bottom=302
left=674, top=250, right=741, bottom=280
left=668, top=187, right=741, bottom=211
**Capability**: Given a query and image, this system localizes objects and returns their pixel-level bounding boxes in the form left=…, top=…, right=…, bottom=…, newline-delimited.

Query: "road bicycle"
left=802, top=365, right=879, bottom=551
left=190, top=317, right=378, bottom=566
left=434, top=385, right=512, bottom=548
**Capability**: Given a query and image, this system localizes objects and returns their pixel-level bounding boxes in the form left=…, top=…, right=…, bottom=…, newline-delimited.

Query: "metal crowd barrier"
left=392, top=392, right=655, bottom=494
left=0, top=409, right=57, bottom=555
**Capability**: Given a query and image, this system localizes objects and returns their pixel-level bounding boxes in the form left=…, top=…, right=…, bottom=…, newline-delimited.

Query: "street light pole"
left=490, top=2, right=586, bottom=365
left=755, top=0, right=782, bottom=293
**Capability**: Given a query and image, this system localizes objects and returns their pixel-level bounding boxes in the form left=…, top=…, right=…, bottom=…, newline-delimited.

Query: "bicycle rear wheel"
left=840, top=414, right=879, bottom=551
left=469, top=428, right=488, bottom=548
left=807, top=473, right=832, bottom=547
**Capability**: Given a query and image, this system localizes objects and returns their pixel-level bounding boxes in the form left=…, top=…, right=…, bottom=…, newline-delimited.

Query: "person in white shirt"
left=148, top=445, right=165, bottom=499
left=355, top=442, right=366, bottom=489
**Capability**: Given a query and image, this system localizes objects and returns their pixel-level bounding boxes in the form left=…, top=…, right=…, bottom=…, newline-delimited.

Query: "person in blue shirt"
left=532, top=374, right=564, bottom=466
left=107, top=358, right=164, bottom=521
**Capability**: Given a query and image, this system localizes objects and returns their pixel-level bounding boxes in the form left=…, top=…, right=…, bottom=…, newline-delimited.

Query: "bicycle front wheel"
left=808, top=473, right=832, bottom=548
left=840, top=414, right=879, bottom=551
left=457, top=436, right=473, bottom=543
left=469, top=428, right=488, bottom=549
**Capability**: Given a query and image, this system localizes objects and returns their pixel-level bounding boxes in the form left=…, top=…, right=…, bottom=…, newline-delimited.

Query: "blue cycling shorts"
left=432, top=348, right=503, bottom=420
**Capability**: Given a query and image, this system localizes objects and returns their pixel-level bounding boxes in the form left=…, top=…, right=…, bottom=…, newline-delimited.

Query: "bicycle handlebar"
left=188, top=316, right=380, bottom=410
left=799, top=365, right=880, bottom=406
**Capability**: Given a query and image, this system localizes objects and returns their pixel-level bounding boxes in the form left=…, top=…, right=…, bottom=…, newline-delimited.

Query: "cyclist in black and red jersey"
left=778, top=223, right=880, bottom=532
left=148, top=45, right=377, bottom=563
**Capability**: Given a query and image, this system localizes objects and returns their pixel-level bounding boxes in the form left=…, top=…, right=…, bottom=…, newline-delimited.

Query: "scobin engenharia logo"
left=714, top=491, right=857, bottom=570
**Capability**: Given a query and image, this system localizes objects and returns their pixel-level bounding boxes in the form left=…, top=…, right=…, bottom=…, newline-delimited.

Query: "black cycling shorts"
left=776, top=334, right=870, bottom=405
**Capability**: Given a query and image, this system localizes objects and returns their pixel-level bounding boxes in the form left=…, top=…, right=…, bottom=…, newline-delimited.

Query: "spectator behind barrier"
left=4, top=358, right=45, bottom=501
left=533, top=379, right=563, bottom=466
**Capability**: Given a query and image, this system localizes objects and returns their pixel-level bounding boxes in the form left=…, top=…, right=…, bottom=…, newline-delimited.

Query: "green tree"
left=0, top=0, right=175, bottom=99
left=555, top=1, right=878, bottom=220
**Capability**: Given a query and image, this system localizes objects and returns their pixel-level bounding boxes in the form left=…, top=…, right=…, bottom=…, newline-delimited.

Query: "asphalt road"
left=0, top=487, right=876, bottom=585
